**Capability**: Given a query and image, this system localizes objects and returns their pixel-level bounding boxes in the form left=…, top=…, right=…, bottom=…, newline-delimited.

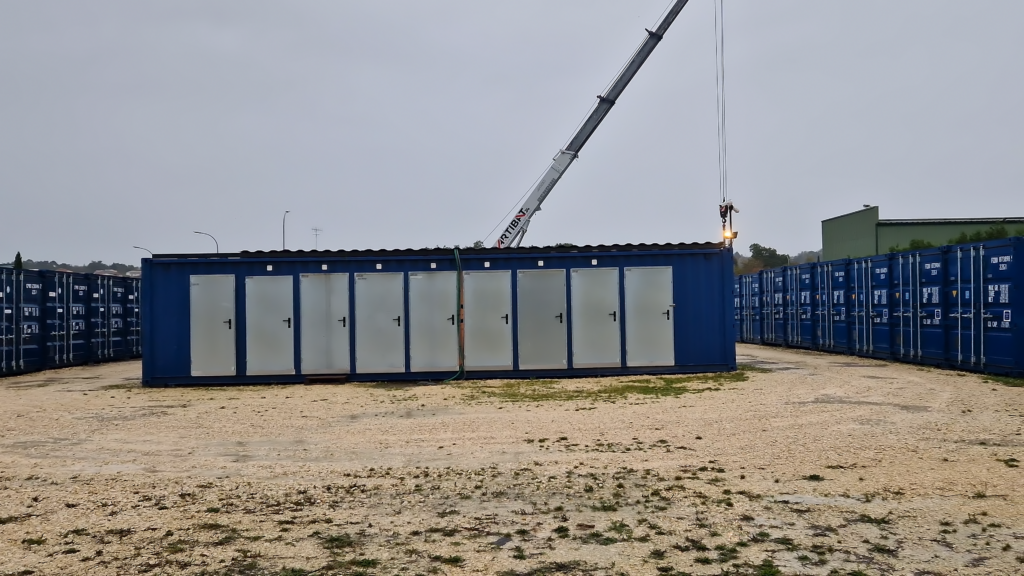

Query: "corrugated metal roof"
left=877, top=217, right=1024, bottom=226
left=153, top=242, right=725, bottom=260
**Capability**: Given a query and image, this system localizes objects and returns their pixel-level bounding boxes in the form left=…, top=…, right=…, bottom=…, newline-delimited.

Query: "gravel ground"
left=1, top=344, right=1022, bottom=576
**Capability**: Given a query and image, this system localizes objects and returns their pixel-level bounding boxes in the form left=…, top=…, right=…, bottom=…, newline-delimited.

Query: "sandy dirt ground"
left=1, top=344, right=1023, bottom=576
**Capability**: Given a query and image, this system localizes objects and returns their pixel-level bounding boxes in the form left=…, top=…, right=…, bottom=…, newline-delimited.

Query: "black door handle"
left=338, top=317, right=346, bottom=327
left=448, top=314, right=455, bottom=325
left=224, top=319, right=232, bottom=330
left=283, top=318, right=292, bottom=328
left=394, top=316, right=401, bottom=326
left=502, top=314, right=509, bottom=324
left=609, top=311, right=617, bottom=322
left=663, top=309, right=671, bottom=320
left=556, top=312, right=563, bottom=323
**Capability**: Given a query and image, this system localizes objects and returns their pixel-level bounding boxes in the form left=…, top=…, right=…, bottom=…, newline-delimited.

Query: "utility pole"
left=312, top=227, right=323, bottom=250
left=282, top=210, right=291, bottom=250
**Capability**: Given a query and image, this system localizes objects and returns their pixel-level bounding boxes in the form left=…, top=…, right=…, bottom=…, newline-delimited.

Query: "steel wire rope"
left=715, top=0, right=730, bottom=205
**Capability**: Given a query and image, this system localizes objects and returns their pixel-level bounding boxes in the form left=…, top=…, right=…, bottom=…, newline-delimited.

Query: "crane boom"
left=493, top=0, right=692, bottom=248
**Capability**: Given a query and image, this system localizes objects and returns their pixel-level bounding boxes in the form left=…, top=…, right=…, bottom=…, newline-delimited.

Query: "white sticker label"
left=1005, top=310, right=1012, bottom=322
left=48, top=291, right=56, bottom=297
left=935, top=310, right=941, bottom=320
left=128, top=295, right=134, bottom=300
left=57, top=308, right=63, bottom=313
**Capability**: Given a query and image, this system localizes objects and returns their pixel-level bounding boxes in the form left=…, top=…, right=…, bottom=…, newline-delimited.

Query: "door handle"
left=663, top=309, right=671, bottom=320
left=448, top=314, right=455, bottom=325
left=283, top=318, right=292, bottom=328
left=502, top=314, right=509, bottom=324
left=224, top=319, right=232, bottom=330
left=609, top=311, right=617, bottom=322
left=338, top=317, right=346, bottom=327
left=394, top=316, right=401, bottom=326
left=556, top=312, right=563, bottom=324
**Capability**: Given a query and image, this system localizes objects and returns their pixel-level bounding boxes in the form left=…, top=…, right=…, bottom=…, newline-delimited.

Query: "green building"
left=821, top=206, right=1024, bottom=261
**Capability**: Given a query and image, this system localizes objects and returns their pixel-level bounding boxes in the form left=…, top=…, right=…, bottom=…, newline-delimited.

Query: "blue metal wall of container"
left=141, top=244, right=737, bottom=386
left=0, top=270, right=142, bottom=378
left=736, top=238, right=1023, bottom=377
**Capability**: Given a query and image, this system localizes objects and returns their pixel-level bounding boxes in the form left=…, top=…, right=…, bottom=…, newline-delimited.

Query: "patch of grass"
left=853, top=513, right=891, bottom=525
left=578, top=531, right=618, bottom=546
left=985, top=375, right=1024, bottom=388
left=429, top=555, right=464, bottom=566
left=465, top=370, right=750, bottom=403
left=346, top=558, right=380, bottom=568
left=511, top=546, right=527, bottom=560
left=104, top=528, right=134, bottom=538
left=997, top=457, right=1019, bottom=468
left=0, top=515, right=29, bottom=526
left=495, top=561, right=594, bottom=576
left=803, top=474, right=826, bottom=482
left=589, top=501, right=618, bottom=512
left=21, top=537, right=46, bottom=546
left=62, top=528, right=89, bottom=537
left=867, top=541, right=898, bottom=556
left=553, top=525, right=570, bottom=538
left=205, top=506, right=222, bottom=513
left=317, top=532, right=356, bottom=551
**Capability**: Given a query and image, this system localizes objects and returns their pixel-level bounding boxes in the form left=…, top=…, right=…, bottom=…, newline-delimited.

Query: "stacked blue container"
left=736, top=238, right=1023, bottom=377
left=0, top=270, right=142, bottom=378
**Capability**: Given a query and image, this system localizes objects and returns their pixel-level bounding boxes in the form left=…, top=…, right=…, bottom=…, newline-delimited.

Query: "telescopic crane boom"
left=493, top=0, right=692, bottom=248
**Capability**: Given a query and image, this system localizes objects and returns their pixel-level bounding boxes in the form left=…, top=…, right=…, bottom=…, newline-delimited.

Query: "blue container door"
left=867, top=257, right=892, bottom=357
left=823, top=261, right=849, bottom=351
left=847, top=260, right=865, bottom=354
left=749, top=275, right=762, bottom=343
left=127, top=279, right=142, bottom=358
left=43, top=272, right=69, bottom=369
left=770, top=270, right=786, bottom=345
left=108, top=278, right=128, bottom=359
left=733, top=277, right=741, bottom=343
left=797, top=265, right=814, bottom=348
left=947, top=246, right=981, bottom=368
left=1, top=269, right=14, bottom=374
left=912, top=250, right=946, bottom=363
left=89, top=276, right=110, bottom=361
left=16, top=271, right=45, bottom=374
left=69, top=276, right=89, bottom=365
left=891, top=253, right=913, bottom=360
left=979, top=240, right=1020, bottom=374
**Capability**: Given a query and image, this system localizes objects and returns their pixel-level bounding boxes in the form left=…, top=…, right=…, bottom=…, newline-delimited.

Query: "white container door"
left=355, top=272, right=406, bottom=373
left=409, top=271, right=459, bottom=372
left=625, top=266, right=675, bottom=367
left=571, top=268, right=621, bottom=368
left=300, top=273, right=350, bottom=374
left=517, top=269, right=567, bottom=370
left=245, top=276, right=295, bottom=376
left=190, top=274, right=236, bottom=377
left=463, top=270, right=512, bottom=370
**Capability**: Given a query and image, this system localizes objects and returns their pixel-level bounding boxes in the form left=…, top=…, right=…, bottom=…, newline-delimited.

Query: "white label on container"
left=935, top=310, right=941, bottom=320
left=1005, top=310, right=1012, bottom=322
left=93, top=293, right=99, bottom=298
left=48, top=291, right=56, bottom=297
left=57, top=308, right=63, bottom=313
left=4, top=309, right=10, bottom=314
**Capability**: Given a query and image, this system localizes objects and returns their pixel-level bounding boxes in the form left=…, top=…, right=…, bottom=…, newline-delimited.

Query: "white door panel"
left=190, top=275, right=236, bottom=377
left=625, top=267, right=675, bottom=366
left=517, top=269, right=567, bottom=370
left=570, top=268, right=621, bottom=368
left=300, top=273, right=350, bottom=374
left=463, top=271, right=512, bottom=370
left=409, top=271, right=459, bottom=372
left=355, top=273, right=405, bottom=373
left=245, top=276, right=295, bottom=376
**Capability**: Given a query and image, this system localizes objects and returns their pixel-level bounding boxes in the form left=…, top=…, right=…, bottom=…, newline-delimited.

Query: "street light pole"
left=193, top=231, right=219, bottom=253
left=132, top=246, right=154, bottom=257
left=282, top=210, right=291, bottom=250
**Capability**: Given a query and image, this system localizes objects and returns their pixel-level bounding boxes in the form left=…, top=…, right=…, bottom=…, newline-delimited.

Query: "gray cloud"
left=2, top=0, right=1022, bottom=263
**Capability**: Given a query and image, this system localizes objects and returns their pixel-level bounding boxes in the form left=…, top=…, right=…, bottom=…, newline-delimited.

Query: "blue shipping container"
left=736, top=237, right=1024, bottom=377
left=141, top=244, right=736, bottom=386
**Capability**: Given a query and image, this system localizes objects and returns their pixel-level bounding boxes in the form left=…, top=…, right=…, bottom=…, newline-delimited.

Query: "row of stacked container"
left=0, top=269, right=141, bottom=377
left=735, top=237, right=1022, bottom=377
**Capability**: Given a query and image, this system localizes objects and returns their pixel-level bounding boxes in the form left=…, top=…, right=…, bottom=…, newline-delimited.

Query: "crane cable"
left=715, top=0, right=729, bottom=207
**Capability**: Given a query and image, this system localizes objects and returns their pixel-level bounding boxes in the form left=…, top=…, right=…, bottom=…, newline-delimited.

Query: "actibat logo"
left=496, top=209, right=530, bottom=248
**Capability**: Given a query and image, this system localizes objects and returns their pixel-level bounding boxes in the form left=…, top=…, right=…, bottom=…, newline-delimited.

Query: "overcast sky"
left=2, top=0, right=1022, bottom=264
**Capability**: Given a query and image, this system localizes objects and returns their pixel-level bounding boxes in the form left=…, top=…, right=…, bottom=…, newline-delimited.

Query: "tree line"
left=886, top=224, right=1024, bottom=253
left=1, top=252, right=139, bottom=274
left=734, top=244, right=821, bottom=275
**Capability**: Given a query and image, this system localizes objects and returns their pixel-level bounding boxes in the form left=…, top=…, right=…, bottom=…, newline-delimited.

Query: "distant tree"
left=748, top=243, right=790, bottom=269
left=553, top=243, right=576, bottom=248
left=13, top=252, right=23, bottom=270
left=949, top=225, right=1011, bottom=246
left=887, top=238, right=937, bottom=253
left=472, top=240, right=485, bottom=249
left=790, top=250, right=823, bottom=264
